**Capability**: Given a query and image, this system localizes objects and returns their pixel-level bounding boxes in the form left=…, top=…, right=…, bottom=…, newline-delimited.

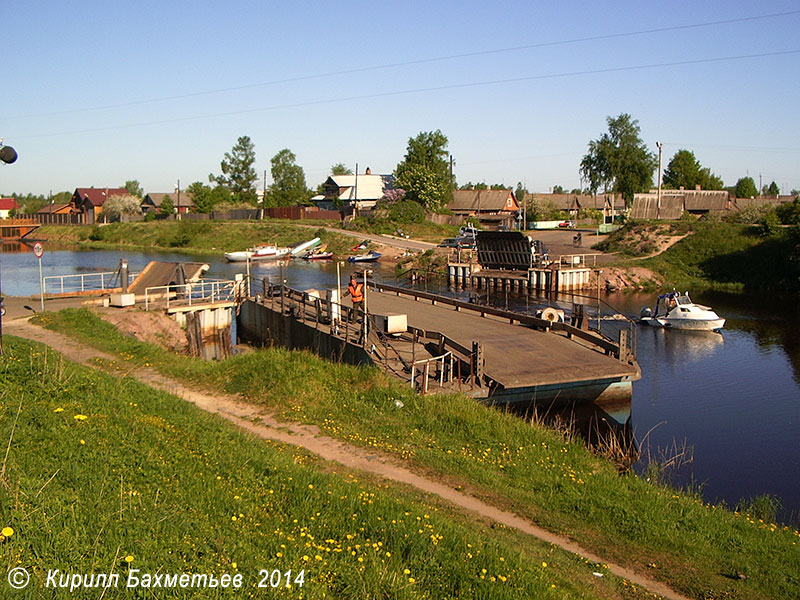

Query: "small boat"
left=224, top=245, right=290, bottom=262
left=639, top=291, right=725, bottom=331
left=348, top=251, right=381, bottom=263
left=290, top=237, right=322, bottom=257
left=302, top=245, right=333, bottom=260
left=351, top=240, right=369, bottom=251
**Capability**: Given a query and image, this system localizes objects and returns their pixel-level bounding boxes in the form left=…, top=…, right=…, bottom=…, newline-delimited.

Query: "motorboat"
left=289, top=237, right=322, bottom=257
left=302, top=245, right=333, bottom=260
left=224, top=245, right=290, bottom=262
left=639, top=291, right=725, bottom=331
left=348, top=251, right=381, bottom=263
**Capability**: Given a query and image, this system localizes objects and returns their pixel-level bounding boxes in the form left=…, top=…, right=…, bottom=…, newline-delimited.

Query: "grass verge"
left=30, top=308, right=800, bottom=600
left=1, top=335, right=644, bottom=599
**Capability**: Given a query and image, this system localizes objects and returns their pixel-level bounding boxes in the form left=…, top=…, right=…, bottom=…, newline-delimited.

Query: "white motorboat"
left=639, top=291, right=725, bottom=331
left=289, top=237, right=322, bottom=257
left=224, top=245, right=290, bottom=262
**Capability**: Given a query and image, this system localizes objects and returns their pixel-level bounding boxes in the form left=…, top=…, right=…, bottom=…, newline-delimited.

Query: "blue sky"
left=2, top=0, right=799, bottom=196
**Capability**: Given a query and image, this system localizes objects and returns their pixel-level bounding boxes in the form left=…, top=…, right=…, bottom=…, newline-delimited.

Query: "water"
left=2, top=246, right=798, bottom=520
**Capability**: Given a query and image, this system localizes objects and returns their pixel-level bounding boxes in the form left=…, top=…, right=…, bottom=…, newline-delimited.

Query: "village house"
left=314, top=168, right=394, bottom=214
left=631, top=187, right=730, bottom=220
left=0, top=198, right=19, bottom=219
left=141, top=191, right=194, bottom=215
left=448, top=189, right=519, bottom=229
left=70, top=187, right=128, bottom=224
left=523, top=193, right=624, bottom=223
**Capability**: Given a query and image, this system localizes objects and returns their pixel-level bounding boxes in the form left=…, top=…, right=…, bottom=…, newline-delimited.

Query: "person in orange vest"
left=346, top=274, right=364, bottom=312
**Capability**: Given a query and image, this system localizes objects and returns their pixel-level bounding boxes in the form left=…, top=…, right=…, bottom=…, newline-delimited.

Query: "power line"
left=4, top=9, right=799, bottom=121
left=16, top=49, right=800, bottom=140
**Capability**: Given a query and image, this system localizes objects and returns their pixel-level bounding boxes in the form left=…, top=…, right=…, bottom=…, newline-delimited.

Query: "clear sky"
left=2, top=0, right=799, bottom=196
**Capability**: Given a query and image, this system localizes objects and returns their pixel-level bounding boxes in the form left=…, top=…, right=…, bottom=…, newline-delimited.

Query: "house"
left=0, top=198, right=19, bottom=219
left=631, top=187, right=730, bottom=220
left=70, top=187, right=128, bottom=224
left=522, top=193, right=624, bottom=221
left=317, top=168, right=394, bottom=214
left=141, top=192, right=193, bottom=214
left=37, top=202, right=74, bottom=215
left=449, top=189, right=519, bottom=229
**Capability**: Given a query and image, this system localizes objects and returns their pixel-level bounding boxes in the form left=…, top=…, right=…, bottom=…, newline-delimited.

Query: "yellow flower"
left=231, top=562, right=237, bottom=570
left=53, top=408, right=64, bottom=413
left=1, top=527, right=14, bottom=537
left=124, top=555, right=134, bottom=563
left=541, top=561, right=547, bottom=568
left=403, top=568, right=411, bottom=575
left=408, top=577, right=415, bottom=583
left=80, top=440, right=86, bottom=445
left=74, top=414, right=88, bottom=421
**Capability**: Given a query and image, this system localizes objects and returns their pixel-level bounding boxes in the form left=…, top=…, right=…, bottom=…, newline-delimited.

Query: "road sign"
left=33, top=242, right=44, bottom=258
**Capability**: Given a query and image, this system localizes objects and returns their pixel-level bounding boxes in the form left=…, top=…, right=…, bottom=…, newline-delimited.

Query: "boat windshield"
left=677, top=294, right=691, bottom=305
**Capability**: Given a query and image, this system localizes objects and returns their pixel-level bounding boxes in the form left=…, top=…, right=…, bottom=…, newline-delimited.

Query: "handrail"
left=144, top=279, right=242, bottom=310
left=372, top=281, right=626, bottom=360
left=43, top=271, right=141, bottom=295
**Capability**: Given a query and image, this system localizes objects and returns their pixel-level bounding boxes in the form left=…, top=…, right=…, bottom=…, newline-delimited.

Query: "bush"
left=387, top=200, right=425, bottom=224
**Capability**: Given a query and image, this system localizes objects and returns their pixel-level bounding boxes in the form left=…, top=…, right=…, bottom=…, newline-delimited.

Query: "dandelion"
left=1, top=527, right=14, bottom=537
left=542, top=561, right=548, bottom=568
left=53, top=408, right=64, bottom=413
left=80, top=440, right=86, bottom=445
left=403, top=568, right=411, bottom=575
left=74, top=414, right=88, bottom=421
left=231, top=562, right=237, bottom=570
left=124, top=555, right=134, bottom=563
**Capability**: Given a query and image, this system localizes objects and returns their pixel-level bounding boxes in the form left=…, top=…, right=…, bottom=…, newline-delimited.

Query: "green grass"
left=32, top=308, right=800, bottom=600
left=1, top=335, right=648, bottom=599
left=37, top=221, right=357, bottom=258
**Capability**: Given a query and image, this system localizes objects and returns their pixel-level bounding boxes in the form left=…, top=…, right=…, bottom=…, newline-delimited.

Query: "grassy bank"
left=1, top=335, right=638, bottom=599
left=32, top=308, right=800, bottom=600
left=37, top=221, right=358, bottom=257
left=599, top=220, right=800, bottom=292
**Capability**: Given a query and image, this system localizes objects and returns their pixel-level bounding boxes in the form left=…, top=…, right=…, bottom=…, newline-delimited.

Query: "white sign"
left=33, top=242, right=44, bottom=258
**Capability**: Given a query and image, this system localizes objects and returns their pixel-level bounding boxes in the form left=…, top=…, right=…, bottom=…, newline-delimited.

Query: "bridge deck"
left=365, top=290, right=638, bottom=389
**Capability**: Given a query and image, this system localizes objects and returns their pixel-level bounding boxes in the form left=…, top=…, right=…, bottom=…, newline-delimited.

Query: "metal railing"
left=411, top=351, right=454, bottom=394
left=144, top=279, right=244, bottom=310
left=43, top=271, right=140, bottom=295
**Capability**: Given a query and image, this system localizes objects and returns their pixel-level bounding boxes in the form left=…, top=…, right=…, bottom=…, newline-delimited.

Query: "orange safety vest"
left=348, top=281, right=363, bottom=303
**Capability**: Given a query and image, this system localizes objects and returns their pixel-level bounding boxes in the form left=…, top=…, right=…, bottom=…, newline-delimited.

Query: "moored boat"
left=224, top=245, right=290, bottom=262
left=290, top=237, right=322, bottom=257
left=639, top=291, right=725, bottom=331
left=347, top=250, right=381, bottom=263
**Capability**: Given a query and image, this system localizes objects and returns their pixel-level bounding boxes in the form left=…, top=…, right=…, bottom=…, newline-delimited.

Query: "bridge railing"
left=144, top=279, right=244, bottom=310
left=43, top=271, right=141, bottom=296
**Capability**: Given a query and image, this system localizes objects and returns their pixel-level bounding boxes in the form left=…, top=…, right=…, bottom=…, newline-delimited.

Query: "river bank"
left=8, top=308, right=800, bottom=600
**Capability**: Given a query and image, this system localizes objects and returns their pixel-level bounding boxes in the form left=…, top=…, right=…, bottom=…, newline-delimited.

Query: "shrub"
left=388, top=200, right=425, bottom=224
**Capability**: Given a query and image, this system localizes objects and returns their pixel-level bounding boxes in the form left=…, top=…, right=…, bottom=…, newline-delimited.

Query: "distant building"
left=317, top=168, right=394, bottom=214
left=70, top=187, right=128, bottom=224
left=631, top=187, right=730, bottom=220
left=522, top=193, right=624, bottom=222
left=0, top=198, right=19, bottom=219
left=448, top=189, right=518, bottom=229
left=142, top=192, right=194, bottom=214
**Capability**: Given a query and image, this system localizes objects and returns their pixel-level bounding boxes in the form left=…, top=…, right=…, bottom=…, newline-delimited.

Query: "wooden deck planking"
left=365, top=290, right=638, bottom=388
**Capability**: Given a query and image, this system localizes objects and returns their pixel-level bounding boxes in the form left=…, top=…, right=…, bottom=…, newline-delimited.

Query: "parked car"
left=438, top=238, right=461, bottom=248
left=558, top=220, right=576, bottom=228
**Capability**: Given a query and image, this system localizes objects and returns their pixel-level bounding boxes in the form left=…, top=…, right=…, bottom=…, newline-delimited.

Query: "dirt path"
left=5, top=317, right=690, bottom=600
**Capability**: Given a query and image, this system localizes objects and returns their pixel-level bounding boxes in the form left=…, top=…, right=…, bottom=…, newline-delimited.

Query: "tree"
left=580, top=113, right=657, bottom=204
left=103, top=194, right=141, bottom=221
left=663, top=149, right=724, bottom=190
left=395, top=130, right=453, bottom=210
left=159, top=195, right=174, bottom=215
left=331, top=163, right=353, bottom=176
left=186, top=181, right=231, bottom=213
left=552, top=185, right=565, bottom=194
left=209, top=136, right=258, bottom=204
left=514, top=182, right=528, bottom=203
left=124, top=180, right=143, bottom=198
left=735, top=177, right=758, bottom=199
left=266, top=149, right=309, bottom=207
left=764, top=181, right=780, bottom=196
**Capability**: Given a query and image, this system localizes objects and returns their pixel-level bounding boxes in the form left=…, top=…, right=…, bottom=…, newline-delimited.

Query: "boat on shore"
left=639, top=291, right=725, bottom=331
left=290, top=237, right=322, bottom=257
left=224, top=245, right=290, bottom=262
left=348, top=250, right=381, bottom=263
left=301, top=244, right=333, bottom=260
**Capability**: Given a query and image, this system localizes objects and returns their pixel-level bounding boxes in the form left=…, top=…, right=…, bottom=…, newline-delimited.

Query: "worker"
left=346, top=274, right=364, bottom=312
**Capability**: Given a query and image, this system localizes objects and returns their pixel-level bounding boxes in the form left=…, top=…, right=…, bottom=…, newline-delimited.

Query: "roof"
left=142, top=192, right=194, bottom=208
left=0, top=198, right=19, bottom=210
left=74, top=187, right=128, bottom=207
left=450, top=189, right=518, bottom=212
left=660, top=189, right=729, bottom=211
left=326, top=174, right=392, bottom=202
left=630, top=194, right=684, bottom=220
left=37, top=203, right=75, bottom=214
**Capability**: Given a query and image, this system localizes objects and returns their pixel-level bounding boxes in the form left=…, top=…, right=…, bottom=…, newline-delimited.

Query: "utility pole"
left=656, top=141, right=663, bottom=220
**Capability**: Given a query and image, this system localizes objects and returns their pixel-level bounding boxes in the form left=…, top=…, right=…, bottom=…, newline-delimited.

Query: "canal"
left=1, top=246, right=798, bottom=522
